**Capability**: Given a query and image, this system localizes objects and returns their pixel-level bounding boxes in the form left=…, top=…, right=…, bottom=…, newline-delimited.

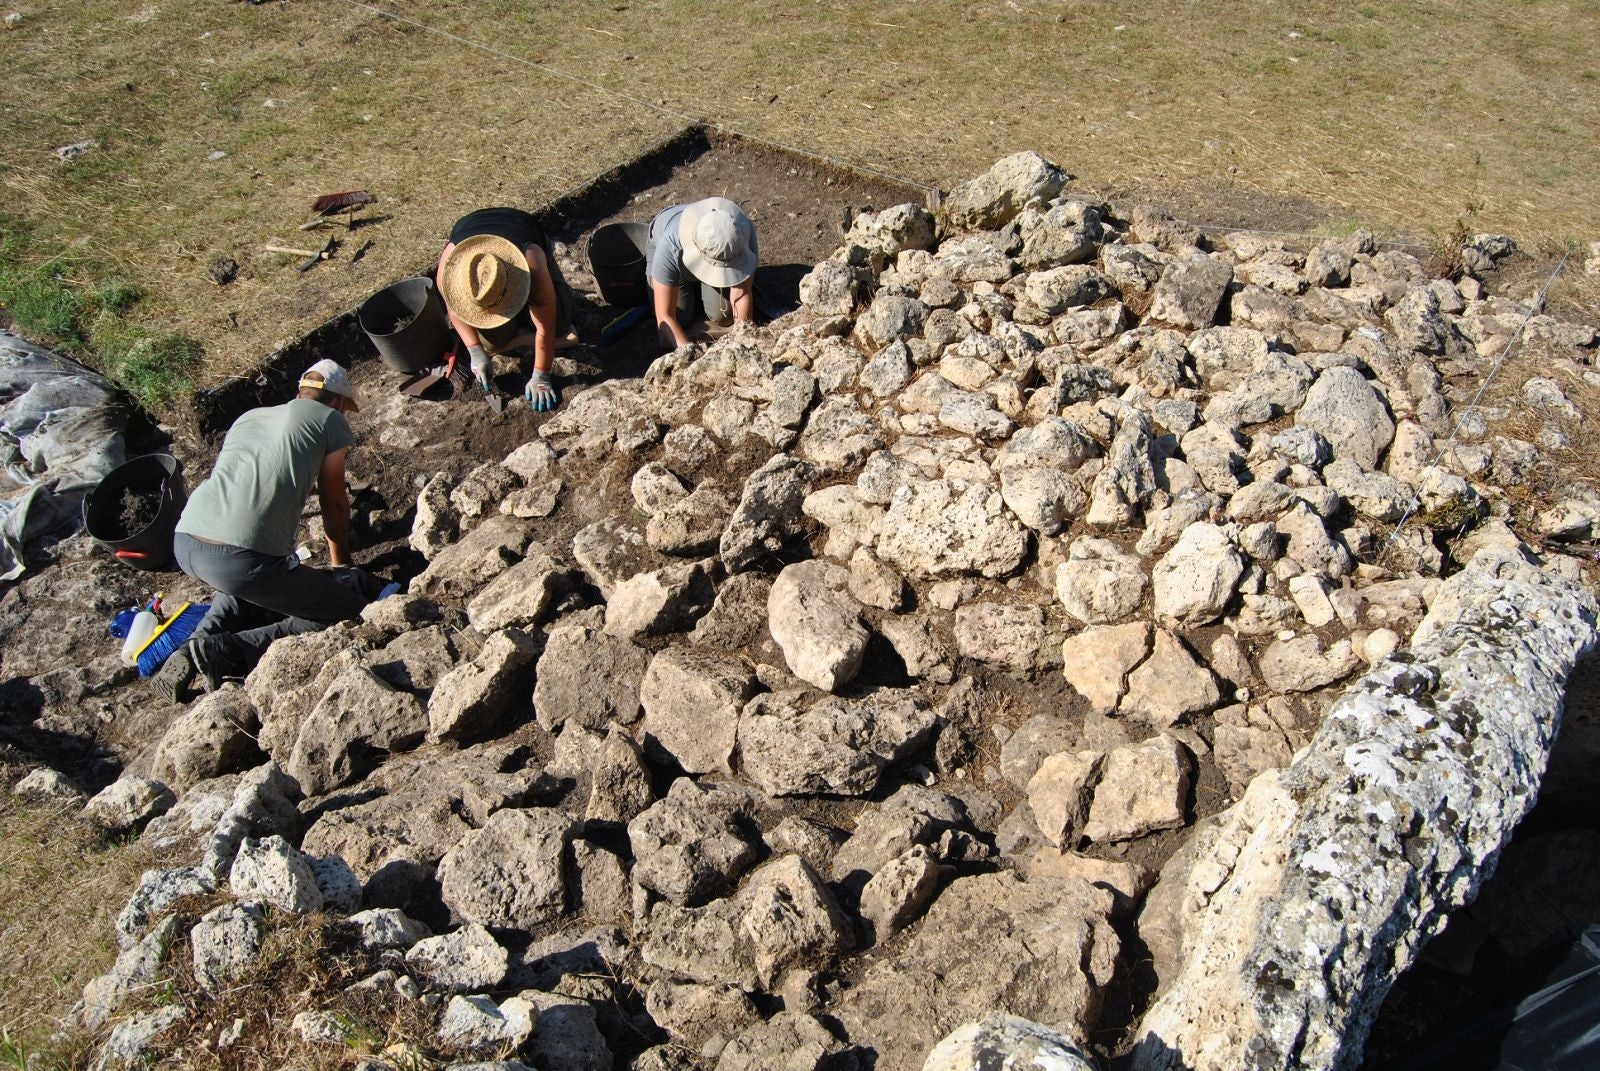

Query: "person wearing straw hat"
left=645, top=196, right=759, bottom=350
left=153, top=360, right=381, bottom=699
left=437, top=207, right=574, bottom=411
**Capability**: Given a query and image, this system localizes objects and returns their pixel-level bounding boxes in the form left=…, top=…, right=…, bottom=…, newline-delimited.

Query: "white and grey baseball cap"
left=298, top=358, right=360, bottom=410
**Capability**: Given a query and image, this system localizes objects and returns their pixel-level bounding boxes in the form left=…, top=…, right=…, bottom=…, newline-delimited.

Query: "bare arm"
left=524, top=243, right=560, bottom=374
left=653, top=280, right=689, bottom=350
left=317, top=448, right=352, bottom=567
left=729, top=278, right=755, bottom=323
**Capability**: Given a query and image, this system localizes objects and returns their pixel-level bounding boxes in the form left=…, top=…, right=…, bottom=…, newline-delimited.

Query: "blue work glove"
left=468, top=344, right=493, bottom=393
left=525, top=368, right=559, bottom=411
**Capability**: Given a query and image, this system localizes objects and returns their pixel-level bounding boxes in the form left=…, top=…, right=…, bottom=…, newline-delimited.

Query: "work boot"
left=149, top=645, right=196, bottom=702
left=186, top=637, right=226, bottom=694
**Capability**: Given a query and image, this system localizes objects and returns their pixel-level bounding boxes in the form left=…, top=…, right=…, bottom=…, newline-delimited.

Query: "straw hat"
left=679, top=197, right=756, bottom=288
left=439, top=234, right=531, bottom=328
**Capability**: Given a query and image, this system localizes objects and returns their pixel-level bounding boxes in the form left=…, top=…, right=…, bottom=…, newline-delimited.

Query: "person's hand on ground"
left=525, top=369, right=559, bottom=411
left=468, top=345, right=494, bottom=393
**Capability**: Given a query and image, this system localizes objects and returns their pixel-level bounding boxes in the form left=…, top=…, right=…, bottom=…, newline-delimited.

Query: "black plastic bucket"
left=83, top=453, right=187, bottom=571
left=587, top=222, right=650, bottom=309
left=359, top=277, right=452, bottom=374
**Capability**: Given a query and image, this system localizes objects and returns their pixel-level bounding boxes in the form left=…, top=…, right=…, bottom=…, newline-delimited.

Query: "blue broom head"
left=136, top=602, right=209, bottom=679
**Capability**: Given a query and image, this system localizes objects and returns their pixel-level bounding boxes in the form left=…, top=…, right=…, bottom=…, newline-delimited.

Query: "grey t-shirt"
left=647, top=203, right=759, bottom=289
left=176, top=397, right=354, bottom=556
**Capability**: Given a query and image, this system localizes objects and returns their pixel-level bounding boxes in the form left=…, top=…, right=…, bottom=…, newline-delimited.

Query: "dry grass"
left=0, top=782, right=152, bottom=1057
left=1, top=0, right=1597, bottom=403
left=132, top=910, right=441, bottom=1071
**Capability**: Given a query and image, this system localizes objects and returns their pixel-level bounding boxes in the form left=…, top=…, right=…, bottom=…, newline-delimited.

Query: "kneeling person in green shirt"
left=154, top=360, right=372, bottom=697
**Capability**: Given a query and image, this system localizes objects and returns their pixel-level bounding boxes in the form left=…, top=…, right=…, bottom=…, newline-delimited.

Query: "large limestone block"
left=287, top=664, right=427, bottom=795
left=465, top=550, right=569, bottom=633
left=641, top=855, right=854, bottom=990
left=723, top=451, right=819, bottom=573
left=1055, top=538, right=1148, bottom=625
left=1295, top=366, right=1395, bottom=470
left=836, top=872, right=1118, bottom=1071
left=438, top=807, right=576, bottom=929
left=533, top=625, right=649, bottom=732
left=940, top=151, right=1067, bottom=231
left=1061, top=622, right=1152, bottom=714
left=1132, top=548, right=1599, bottom=1071
left=1151, top=522, right=1244, bottom=627
left=1082, top=735, right=1190, bottom=843
left=1120, top=630, right=1220, bottom=727
left=878, top=479, right=1030, bottom=580
left=640, top=647, right=759, bottom=775
left=427, top=629, right=540, bottom=744
left=739, top=689, right=938, bottom=797
left=767, top=560, right=869, bottom=692
left=628, top=778, right=761, bottom=905
left=150, top=686, right=261, bottom=791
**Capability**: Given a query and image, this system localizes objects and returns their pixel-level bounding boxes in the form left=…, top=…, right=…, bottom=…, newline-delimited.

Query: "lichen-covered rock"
left=190, top=902, right=264, bottom=992
left=923, top=1015, right=1101, bottom=1071
left=230, top=834, right=323, bottom=914
left=437, top=808, right=576, bottom=929
left=877, top=479, right=1029, bottom=580
left=405, top=923, right=508, bottom=993
left=1132, top=548, right=1599, bottom=1071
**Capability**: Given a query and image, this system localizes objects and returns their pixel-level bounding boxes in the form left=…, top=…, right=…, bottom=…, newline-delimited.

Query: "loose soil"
left=113, top=488, right=158, bottom=539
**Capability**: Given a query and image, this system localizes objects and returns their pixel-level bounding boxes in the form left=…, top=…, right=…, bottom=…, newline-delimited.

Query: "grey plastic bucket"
left=587, top=222, right=650, bottom=309
left=83, top=453, right=186, bottom=570
left=359, top=277, right=452, bottom=374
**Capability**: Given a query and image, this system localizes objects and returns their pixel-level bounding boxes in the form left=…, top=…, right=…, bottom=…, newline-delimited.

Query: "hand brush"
left=134, top=601, right=210, bottom=679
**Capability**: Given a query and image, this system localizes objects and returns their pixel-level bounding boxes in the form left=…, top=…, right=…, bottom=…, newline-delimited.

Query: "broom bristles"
left=136, top=603, right=209, bottom=679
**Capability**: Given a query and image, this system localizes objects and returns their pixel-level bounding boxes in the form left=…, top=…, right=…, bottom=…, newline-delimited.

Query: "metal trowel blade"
left=485, top=392, right=506, bottom=414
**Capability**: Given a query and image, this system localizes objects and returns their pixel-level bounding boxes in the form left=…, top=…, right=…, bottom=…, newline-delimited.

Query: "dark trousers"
left=174, top=533, right=368, bottom=678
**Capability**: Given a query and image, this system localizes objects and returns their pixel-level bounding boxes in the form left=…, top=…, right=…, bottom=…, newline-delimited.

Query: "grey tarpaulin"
left=0, top=331, right=127, bottom=581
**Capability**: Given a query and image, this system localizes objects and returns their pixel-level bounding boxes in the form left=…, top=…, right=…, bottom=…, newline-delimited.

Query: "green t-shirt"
left=176, top=397, right=355, bottom=556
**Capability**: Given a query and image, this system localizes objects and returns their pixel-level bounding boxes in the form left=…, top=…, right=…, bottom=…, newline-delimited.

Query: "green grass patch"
left=0, top=218, right=202, bottom=414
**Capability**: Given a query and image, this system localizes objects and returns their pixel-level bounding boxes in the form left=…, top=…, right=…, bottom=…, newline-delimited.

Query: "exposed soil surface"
left=299, top=134, right=931, bottom=592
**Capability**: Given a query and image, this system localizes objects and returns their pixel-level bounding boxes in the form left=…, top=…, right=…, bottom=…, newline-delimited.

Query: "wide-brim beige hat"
left=439, top=234, right=531, bottom=329
left=679, top=197, right=757, bottom=289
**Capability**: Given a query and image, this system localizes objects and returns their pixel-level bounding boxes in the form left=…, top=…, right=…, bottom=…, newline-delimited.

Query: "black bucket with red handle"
left=83, top=453, right=187, bottom=571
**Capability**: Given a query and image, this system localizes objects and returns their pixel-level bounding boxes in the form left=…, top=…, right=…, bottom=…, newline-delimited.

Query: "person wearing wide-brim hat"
left=437, top=207, right=574, bottom=411
left=643, top=196, right=759, bottom=350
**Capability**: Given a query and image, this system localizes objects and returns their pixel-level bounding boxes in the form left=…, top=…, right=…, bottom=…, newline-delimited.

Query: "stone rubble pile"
left=52, top=150, right=1600, bottom=1070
